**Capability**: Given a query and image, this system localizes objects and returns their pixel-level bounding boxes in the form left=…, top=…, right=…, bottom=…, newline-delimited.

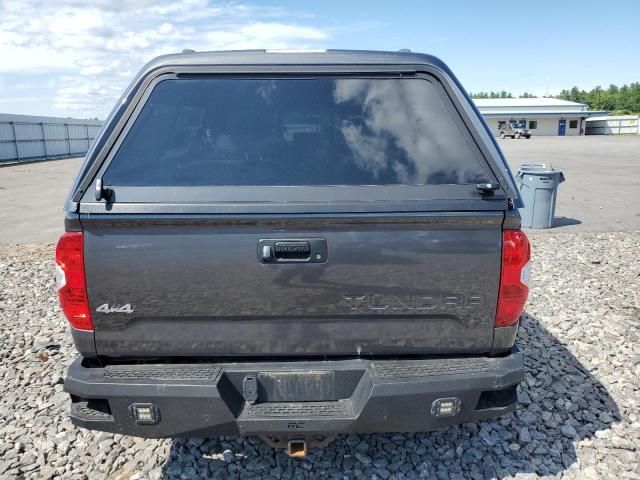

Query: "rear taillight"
left=55, top=232, right=93, bottom=331
left=496, top=229, right=530, bottom=327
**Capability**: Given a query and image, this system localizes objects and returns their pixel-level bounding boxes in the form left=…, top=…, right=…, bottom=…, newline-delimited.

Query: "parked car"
left=499, top=123, right=531, bottom=139
left=58, top=49, right=529, bottom=457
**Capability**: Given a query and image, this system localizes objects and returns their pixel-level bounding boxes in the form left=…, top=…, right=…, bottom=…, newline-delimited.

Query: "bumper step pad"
left=103, top=365, right=221, bottom=381
left=70, top=400, right=114, bottom=422
left=242, top=400, right=353, bottom=418
left=371, top=358, right=490, bottom=379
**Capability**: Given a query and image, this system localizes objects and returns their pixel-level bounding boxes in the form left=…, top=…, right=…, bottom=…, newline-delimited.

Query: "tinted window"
left=104, top=78, right=488, bottom=187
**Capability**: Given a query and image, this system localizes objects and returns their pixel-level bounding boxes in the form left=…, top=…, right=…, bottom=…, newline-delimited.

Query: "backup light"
left=431, top=398, right=462, bottom=417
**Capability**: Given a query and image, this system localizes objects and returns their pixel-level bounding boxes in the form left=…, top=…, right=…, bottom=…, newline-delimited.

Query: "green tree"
left=472, top=83, right=639, bottom=113
left=557, top=83, right=639, bottom=113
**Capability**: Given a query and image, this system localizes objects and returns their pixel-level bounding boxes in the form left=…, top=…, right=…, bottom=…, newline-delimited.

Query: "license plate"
left=258, top=371, right=335, bottom=402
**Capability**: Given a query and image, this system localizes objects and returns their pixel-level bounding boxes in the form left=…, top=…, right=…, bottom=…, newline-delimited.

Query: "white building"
left=474, top=98, right=607, bottom=136
left=585, top=115, right=639, bottom=135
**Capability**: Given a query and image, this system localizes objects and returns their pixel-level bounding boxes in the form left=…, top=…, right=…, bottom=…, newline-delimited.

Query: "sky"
left=1, top=0, right=638, bottom=119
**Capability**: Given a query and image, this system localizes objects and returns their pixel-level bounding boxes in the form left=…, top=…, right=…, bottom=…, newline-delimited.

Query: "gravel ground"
left=1, top=232, right=639, bottom=479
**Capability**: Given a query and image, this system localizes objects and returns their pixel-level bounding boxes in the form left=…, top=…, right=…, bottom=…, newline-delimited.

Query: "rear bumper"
left=64, top=349, right=523, bottom=439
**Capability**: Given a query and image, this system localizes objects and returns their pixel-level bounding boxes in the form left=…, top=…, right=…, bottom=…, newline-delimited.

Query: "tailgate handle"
left=258, top=239, right=327, bottom=264
left=274, top=241, right=310, bottom=259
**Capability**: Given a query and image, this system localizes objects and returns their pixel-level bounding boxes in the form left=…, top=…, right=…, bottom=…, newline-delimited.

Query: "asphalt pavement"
left=0, top=135, right=638, bottom=244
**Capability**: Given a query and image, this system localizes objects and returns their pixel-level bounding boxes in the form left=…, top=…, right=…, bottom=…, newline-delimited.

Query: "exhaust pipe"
left=287, top=438, right=308, bottom=458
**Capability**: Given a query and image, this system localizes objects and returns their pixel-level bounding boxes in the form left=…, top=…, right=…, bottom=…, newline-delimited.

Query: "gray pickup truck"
left=57, top=50, right=530, bottom=457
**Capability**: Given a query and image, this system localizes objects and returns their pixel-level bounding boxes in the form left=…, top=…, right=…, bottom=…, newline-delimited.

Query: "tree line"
left=470, top=83, right=640, bottom=114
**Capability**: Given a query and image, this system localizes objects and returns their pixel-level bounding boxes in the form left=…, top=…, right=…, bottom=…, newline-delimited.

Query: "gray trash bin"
left=516, top=166, right=565, bottom=229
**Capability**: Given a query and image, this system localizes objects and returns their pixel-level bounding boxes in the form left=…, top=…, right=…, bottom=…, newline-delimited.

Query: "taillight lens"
left=496, top=229, right=530, bottom=327
left=55, top=232, right=93, bottom=331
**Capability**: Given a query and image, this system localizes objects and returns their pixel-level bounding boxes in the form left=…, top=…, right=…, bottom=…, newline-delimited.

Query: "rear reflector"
left=55, top=232, right=93, bottom=331
left=496, top=230, right=530, bottom=327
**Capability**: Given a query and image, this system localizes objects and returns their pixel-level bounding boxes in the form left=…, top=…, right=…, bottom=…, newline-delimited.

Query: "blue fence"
left=0, top=113, right=102, bottom=164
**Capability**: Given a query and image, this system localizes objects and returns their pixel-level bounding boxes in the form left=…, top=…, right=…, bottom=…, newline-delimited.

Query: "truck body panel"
left=83, top=212, right=502, bottom=358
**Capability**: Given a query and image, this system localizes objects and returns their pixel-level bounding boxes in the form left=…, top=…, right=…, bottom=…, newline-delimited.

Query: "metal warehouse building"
left=585, top=115, right=639, bottom=135
left=474, top=98, right=607, bottom=137
left=0, top=113, right=102, bottom=164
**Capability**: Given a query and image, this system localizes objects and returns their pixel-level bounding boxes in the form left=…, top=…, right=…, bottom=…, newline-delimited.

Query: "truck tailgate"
left=83, top=212, right=502, bottom=358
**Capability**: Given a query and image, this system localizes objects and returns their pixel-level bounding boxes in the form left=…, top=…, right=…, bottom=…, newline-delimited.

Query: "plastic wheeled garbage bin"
left=516, top=166, right=565, bottom=229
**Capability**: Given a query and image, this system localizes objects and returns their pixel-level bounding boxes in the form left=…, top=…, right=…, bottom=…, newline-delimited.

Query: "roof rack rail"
left=182, top=49, right=196, bottom=53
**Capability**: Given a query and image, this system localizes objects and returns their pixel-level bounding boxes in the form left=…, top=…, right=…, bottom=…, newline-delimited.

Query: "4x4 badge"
left=96, top=304, right=134, bottom=314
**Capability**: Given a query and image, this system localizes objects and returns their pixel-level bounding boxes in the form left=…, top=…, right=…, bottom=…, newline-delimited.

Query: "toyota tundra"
left=58, top=49, right=530, bottom=456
